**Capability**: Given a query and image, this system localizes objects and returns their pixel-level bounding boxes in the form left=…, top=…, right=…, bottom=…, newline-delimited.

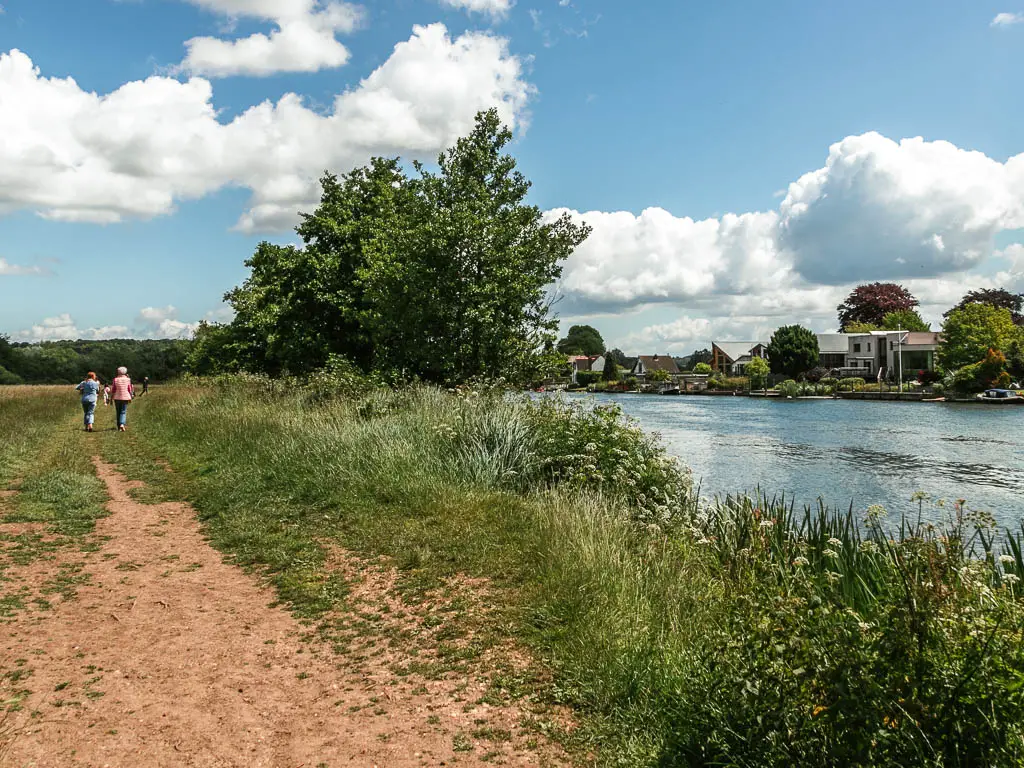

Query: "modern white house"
left=815, top=331, right=941, bottom=379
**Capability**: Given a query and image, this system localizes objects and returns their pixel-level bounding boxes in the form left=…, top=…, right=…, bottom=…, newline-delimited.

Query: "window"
left=853, top=343, right=861, bottom=353
left=867, top=343, right=871, bottom=352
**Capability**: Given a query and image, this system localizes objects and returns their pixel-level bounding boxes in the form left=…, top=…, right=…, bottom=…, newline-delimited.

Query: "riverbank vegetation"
left=106, top=379, right=1024, bottom=766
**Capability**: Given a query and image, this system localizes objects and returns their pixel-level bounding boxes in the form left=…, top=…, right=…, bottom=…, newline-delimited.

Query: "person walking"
left=111, top=366, right=134, bottom=432
left=142, top=376, right=150, bottom=395
left=75, top=372, right=101, bottom=432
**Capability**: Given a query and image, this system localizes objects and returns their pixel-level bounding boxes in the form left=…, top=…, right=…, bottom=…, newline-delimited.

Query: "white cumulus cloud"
left=550, top=207, right=785, bottom=312
left=992, top=12, right=1024, bottom=26
left=778, top=133, right=1024, bottom=285
left=0, top=258, right=47, bottom=276
left=178, top=0, right=363, bottom=77
left=0, top=24, right=532, bottom=232
left=12, top=305, right=234, bottom=342
left=135, top=305, right=198, bottom=339
left=440, top=0, right=514, bottom=20
left=12, top=314, right=129, bottom=342
left=554, top=134, right=1024, bottom=325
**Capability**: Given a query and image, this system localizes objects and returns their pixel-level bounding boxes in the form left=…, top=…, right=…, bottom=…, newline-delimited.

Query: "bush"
left=837, top=377, right=866, bottom=392
left=776, top=379, right=800, bottom=397
left=525, top=397, right=691, bottom=524
left=709, top=376, right=748, bottom=391
left=575, top=371, right=602, bottom=387
left=804, top=366, right=829, bottom=383
left=819, top=377, right=838, bottom=387
left=693, top=362, right=713, bottom=375
left=917, top=369, right=941, bottom=386
left=0, top=364, right=24, bottom=385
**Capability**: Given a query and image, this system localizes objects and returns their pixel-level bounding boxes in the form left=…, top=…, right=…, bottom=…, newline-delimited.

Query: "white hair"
left=117, top=367, right=128, bottom=375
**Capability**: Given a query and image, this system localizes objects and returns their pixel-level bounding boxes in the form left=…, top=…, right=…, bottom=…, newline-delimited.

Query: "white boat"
left=976, top=389, right=1024, bottom=404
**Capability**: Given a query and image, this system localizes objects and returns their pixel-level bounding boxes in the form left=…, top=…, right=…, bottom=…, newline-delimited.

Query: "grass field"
left=5, top=382, right=1024, bottom=766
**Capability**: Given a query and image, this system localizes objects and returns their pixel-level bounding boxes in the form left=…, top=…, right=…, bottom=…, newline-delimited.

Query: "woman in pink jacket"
left=111, top=366, right=134, bottom=432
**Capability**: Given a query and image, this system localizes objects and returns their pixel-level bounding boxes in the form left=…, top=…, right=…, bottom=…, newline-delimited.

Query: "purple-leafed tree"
left=837, top=283, right=919, bottom=331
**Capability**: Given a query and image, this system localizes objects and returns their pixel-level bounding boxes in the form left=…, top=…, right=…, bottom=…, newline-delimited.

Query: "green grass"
left=80, top=382, right=1024, bottom=766
left=0, top=387, right=109, bottom=538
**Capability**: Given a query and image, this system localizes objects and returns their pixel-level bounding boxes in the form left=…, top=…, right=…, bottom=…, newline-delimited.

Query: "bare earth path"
left=1, top=459, right=565, bottom=767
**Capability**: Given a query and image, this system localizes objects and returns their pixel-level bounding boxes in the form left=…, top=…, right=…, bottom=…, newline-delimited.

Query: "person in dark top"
left=142, top=376, right=150, bottom=395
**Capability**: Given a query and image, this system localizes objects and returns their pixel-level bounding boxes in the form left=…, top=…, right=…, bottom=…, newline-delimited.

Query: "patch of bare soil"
left=0, top=460, right=568, bottom=767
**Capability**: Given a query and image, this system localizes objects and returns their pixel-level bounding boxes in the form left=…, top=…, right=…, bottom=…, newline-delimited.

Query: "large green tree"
left=939, top=304, right=1023, bottom=371
left=766, top=325, right=820, bottom=378
left=746, top=356, right=770, bottom=390
left=881, top=310, right=930, bottom=332
left=946, top=287, right=1024, bottom=326
left=557, top=325, right=606, bottom=356
left=208, top=110, right=590, bottom=383
left=837, top=283, right=918, bottom=331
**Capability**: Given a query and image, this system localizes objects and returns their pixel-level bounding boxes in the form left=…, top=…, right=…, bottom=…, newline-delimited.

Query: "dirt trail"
left=0, top=459, right=565, bottom=767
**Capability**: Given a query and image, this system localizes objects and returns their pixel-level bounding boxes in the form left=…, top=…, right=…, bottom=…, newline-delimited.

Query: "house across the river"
left=711, top=341, right=769, bottom=376
left=816, top=331, right=941, bottom=379
left=707, top=332, right=942, bottom=381
left=630, top=354, right=680, bottom=379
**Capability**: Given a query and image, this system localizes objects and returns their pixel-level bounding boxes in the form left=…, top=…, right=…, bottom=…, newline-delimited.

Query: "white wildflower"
left=792, top=556, right=809, bottom=567
left=823, top=548, right=839, bottom=559
left=758, top=520, right=775, bottom=529
left=999, top=555, right=1016, bottom=567
left=1004, top=574, right=1020, bottom=585
left=827, top=538, right=843, bottom=548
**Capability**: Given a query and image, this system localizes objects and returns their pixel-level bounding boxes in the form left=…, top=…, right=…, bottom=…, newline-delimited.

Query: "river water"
left=563, top=393, right=1024, bottom=528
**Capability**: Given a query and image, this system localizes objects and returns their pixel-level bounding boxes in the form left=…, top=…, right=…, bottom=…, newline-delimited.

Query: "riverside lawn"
left=93, top=378, right=1024, bottom=767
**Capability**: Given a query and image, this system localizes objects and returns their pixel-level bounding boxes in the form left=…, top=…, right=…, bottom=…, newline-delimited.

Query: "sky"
left=1, top=0, right=1024, bottom=354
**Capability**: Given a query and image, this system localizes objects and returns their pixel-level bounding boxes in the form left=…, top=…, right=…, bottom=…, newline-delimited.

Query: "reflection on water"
left=562, top=393, right=1024, bottom=527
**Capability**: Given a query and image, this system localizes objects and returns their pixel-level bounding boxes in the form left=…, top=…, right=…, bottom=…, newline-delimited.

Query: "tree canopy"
left=0, top=339, right=190, bottom=384
left=602, top=356, right=619, bottom=382
left=766, top=325, right=820, bottom=378
left=189, top=110, right=591, bottom=384
left=939, top=304, right=1023, bottom=371
left=837, top=283, right=919, bottom=331
left=557, top=325, right=606, bottom=356
left=746, top=356, right=770, bottom=390
left=946, top=288, right=1024, bottom=326
left=881, top=310, right=930, bottom=332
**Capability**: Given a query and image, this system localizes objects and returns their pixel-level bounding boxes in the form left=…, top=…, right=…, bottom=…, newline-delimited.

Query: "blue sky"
left=1, top=0, right=1023, bottom=352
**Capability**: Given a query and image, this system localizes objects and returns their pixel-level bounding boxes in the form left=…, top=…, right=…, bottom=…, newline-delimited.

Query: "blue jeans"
left=114, top=400, right=129, bottom=428
left=82, top=400, right=96, bottom=427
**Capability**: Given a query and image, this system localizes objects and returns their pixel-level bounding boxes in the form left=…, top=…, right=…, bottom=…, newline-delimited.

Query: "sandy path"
left=0, top=459, right=564, bottom=767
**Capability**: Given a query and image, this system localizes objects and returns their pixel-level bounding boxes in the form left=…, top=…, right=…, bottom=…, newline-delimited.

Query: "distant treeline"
left=0, top=337, right=191, bottom=385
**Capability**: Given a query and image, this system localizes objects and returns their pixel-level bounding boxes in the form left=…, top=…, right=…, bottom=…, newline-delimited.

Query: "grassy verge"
left=99, top=382, right=1024, bottom=766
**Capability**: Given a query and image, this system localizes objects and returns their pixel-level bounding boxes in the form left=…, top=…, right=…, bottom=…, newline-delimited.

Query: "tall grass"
left=103, top=381, right=1024, bottom=766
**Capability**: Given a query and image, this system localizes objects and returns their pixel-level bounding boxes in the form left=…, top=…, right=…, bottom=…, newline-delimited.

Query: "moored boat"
left=977, top=389, right=1024, bottom=404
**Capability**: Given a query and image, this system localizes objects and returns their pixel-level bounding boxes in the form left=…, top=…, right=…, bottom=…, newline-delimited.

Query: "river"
left=563, top=393, right=1024, bottom=528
